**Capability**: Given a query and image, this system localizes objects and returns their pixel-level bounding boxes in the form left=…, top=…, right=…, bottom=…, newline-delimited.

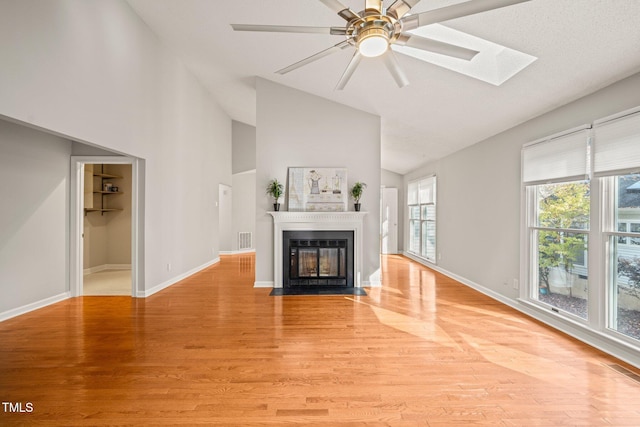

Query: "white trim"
left=70, top=156, right=143, bottom=298
left=0, top=292, right=71, bottom=322
left=254, top=281, right=274, bottom=288
left=234, top=168, right=257, bottom=175
left=593, top=105, right=640, bottom=126
left=404, top=252, right=640, bottom=369
left=523, top=124, right=591, bottom=148
left=140, top=258, right=220, bottom=297
left=362, top=280, right=382, bottom=287
left=219, top=249, right=256, bottom=255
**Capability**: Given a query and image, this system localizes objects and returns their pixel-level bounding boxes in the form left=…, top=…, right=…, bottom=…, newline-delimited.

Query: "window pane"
left=536, top=230, right=588, bottom=320
left=610, top=238, right=640, bottom=341
left=409, top=205, right=420, bottom=220
left=618, top=222, right=629, bottom=244
left=615, top=174, right=640, bottom=230
left=421, top=221, right=436, bottom=261
left=537, top=181, right=590, bottom=230
left=609, top=173, right=640, bottom=341
left=409, top=220, right=420, bottom=253
left=422, top=205, right=435, bottom=221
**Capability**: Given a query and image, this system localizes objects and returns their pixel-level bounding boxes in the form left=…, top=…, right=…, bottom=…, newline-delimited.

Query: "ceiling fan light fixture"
left=357, top=27, right=390, bottom=57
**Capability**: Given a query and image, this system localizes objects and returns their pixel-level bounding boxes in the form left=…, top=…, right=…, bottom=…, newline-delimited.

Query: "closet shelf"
left=84, top=208, right=123, bottom=215
left=93, top=172, right=122, bottom=179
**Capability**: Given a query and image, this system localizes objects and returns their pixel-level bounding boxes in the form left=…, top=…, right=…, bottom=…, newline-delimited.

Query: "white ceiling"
left=127, top=0, right=640, bottom=174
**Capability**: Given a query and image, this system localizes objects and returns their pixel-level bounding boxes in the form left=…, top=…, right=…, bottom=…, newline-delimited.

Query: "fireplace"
left=268, top=211, right=366, bottom=288
left=283, top=230, right=354, bottom=287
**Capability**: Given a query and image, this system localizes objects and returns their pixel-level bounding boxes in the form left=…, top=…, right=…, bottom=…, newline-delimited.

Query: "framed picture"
left=287, top=167, right=347, bottom=212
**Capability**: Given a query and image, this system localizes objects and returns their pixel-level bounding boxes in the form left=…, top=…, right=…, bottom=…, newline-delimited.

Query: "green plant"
left=266, top=179, right=284, bottom=203
left=349, top=182, right=367, bottom=203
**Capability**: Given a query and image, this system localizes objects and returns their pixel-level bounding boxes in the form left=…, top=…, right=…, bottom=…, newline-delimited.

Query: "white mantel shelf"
left=268, top=211, right=367, bottom=288
left=269, top=211, right=367, bottom=222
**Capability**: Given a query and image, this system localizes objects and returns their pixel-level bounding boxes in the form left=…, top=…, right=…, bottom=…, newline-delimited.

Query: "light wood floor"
left=1, top=254, right=640, bottom=426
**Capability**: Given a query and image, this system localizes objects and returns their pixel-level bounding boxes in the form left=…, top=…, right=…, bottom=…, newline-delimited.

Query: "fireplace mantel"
left=268, top=211, right=367, bottom=288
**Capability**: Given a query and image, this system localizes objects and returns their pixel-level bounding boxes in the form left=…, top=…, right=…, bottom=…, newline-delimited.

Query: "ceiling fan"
left=232, top=0, right=531, bottom=90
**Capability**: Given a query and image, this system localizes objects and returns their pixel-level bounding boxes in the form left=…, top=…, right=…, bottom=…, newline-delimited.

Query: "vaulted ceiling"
left=127, top=0, right=640, bottom=174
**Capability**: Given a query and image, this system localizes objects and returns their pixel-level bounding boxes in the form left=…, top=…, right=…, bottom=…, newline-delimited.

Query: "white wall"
left=0, top=0, right=231, bottom=313
left=232, top=171, right=257, bottom=252
left=232, top=121, right=256, bottom=174
left=255, top=78, right=381, bottom=286
left=0, top=120, right=71, bottom=314
left=218, top=183, right=233, bottom=252
left=231, top=121, right=257, bottom=253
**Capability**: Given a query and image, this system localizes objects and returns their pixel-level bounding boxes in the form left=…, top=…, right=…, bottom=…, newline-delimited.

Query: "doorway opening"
left=83, top=163, right=132, bottom=295
left=70, top=156, right=143, bottom=297
left=381, top=186, right=398, bottom=254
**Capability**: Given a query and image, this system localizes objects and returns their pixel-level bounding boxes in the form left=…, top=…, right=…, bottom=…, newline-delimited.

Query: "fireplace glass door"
left=284, top=231, right=353, bottom=287
left=296, top=247, right=345, bottom=279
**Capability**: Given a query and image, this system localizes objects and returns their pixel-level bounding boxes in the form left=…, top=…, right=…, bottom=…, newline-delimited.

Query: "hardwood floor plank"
left=1, top=254, right=639, bottom=425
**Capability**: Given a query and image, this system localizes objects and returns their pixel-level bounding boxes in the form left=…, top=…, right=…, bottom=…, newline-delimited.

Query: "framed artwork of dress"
left=287, top=167, right=347, bottom=212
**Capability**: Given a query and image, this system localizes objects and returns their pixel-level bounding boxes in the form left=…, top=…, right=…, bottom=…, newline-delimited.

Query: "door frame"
left=70, top=156, right=143, bottom=297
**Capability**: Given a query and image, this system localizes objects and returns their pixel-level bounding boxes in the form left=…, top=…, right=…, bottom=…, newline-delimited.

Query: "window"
left=408, top=176, right=436, bottom=262
left=530, top=181, right=590, bottom=319
left=522, top=106, right=640, bottom=348
left=607, top=174, right=640, bottom=341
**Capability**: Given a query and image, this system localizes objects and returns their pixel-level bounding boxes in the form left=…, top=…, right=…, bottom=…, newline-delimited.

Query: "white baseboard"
left=254, top=281, right=274, bottom=288
left=1, top=292, right=71, bottom=322
left=219, top=249, right=255, bottom=255
left=402, top=251, right=640, bottom=369
left=84, top=264, right=132, bottom=275
left=139, top=258, right=220, bottom=298
left=362, top=281, right=382, bottom=287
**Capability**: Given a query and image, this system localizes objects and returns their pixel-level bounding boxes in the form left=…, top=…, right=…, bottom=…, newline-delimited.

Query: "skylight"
left=392, top=24, right=537, bottom=86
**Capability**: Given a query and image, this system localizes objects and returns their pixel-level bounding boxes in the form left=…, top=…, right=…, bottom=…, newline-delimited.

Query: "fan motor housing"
left=352, top=17, right=395, bottom=46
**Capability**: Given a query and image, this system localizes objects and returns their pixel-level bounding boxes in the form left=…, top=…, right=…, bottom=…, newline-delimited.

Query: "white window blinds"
left=419, top=177, right=436, bottom=204
left=522, top=126, right=590, bottom=184
left=593, top=107, right=640, bottom=176
left=408, top=181, right=418, bottom=205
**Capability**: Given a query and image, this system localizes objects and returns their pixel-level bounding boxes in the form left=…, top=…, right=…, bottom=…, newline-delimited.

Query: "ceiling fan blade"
left=395, top=33, right=478, bottom=60
left=382, top=51, right=410, bottom=88
left=387, top=0, right=422, bottom=19
left=365, top=0, right=383, bottom=13
left=318, top=0, right=360, bottom=22
left=277, top=41, right=351, bottom=75
left=401, top=0, right=531, bottom=31
left=335, top=52, right=362, bottom=90
left=231, top=24, right=343, bottom=35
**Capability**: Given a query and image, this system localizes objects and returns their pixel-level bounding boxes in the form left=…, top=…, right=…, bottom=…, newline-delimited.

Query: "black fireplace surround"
left=283, top=230, right=354, bottom=288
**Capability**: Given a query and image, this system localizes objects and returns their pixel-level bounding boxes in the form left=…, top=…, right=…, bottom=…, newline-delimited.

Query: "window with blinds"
left=521, top=105, right=640, bottom=347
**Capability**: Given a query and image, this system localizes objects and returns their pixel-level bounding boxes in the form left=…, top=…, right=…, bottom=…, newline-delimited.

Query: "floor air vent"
left=607, top=364, right=640, bottom=385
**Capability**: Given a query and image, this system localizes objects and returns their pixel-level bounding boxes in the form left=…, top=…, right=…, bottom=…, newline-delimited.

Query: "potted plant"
left=349, top=181, right=367, bottom=211
left=266, top=178, right=284, bottom=211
